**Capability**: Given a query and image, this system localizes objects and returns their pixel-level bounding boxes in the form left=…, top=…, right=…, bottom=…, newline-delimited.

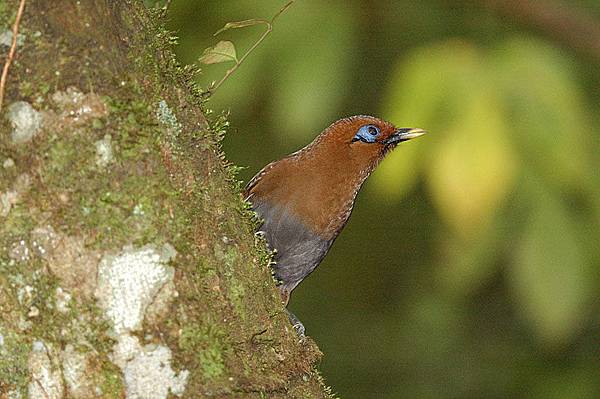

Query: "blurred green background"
left=159, top=1, right=600, bottom=397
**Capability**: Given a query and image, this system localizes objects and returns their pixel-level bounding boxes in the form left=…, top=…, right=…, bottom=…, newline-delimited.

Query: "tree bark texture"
left=0, top=1, right=329, bottom=397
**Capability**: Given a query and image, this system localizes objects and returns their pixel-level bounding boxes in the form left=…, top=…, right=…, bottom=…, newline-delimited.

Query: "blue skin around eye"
left=353, top=124, right=380, bottom=143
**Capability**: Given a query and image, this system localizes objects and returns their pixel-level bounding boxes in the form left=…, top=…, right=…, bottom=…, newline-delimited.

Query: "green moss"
left=99, top=362, right=125, bottom=398
left=27, top=275, right=62, bottom=337
left=0, top=1, right=11, bottom=28
left=228, top=280, right=246, bottom=320
left=179, top=320, right=228, bottom=382
left=213, top=244, right=249, bottom=319
left=0, top=207, right=35, bottom=245
left=18, top=80, right=35, bottom=98
left=0, top=330, right=30, bottom=392
left=46, top=139, right=81, bottom=174
left=75, top=172, right=173, bottom=247
left=198, top=345, right=225, bottom=379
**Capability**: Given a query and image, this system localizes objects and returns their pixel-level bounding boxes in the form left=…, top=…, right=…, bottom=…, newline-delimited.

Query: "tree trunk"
left=0, top=1, right=329, bottom=397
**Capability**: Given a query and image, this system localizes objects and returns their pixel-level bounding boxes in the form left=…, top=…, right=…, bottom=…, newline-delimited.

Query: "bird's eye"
left=352, top=124, right=381, bottom=143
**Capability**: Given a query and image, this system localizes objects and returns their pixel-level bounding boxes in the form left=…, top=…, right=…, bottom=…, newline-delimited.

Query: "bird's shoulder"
left=244, top=153, right=306, bottom=200
left=244, top=159, right=278, bottom=198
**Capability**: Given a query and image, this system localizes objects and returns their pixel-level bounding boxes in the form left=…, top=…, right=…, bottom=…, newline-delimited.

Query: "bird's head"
left=314, top=115, right=426, bottom=169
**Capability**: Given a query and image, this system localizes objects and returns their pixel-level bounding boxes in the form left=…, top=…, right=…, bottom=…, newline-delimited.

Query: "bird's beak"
left=382, top=128, right=427, bottom=145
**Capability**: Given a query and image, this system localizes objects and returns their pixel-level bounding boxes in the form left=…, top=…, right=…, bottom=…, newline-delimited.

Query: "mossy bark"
left=0, top=1, right=330, bottom=397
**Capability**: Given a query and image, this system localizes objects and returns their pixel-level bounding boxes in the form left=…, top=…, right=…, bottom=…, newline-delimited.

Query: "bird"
left=244, top=115, right=425, bottom=334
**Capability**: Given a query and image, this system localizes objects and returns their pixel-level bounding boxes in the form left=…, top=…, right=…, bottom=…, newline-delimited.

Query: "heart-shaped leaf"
left=198, top=41, right=237, bottom=65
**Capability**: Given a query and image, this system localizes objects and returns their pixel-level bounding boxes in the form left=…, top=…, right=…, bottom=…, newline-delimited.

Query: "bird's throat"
left=281, top=153, right=374, bottom=240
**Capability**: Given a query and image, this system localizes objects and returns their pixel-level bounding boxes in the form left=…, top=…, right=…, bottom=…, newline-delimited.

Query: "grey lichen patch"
left=41, top=87, right=108, bottom=134
left=94, top=134, right=114, bottom=168
left=125, top=346, right=188, bottom=398
left=13, top=279, right=44, bottom=333
left=111, top=334, right=141, bottom=369
left=16, top=284, right=35, bottom=305
left=30, top=225, right=100, bottom=298
left=156, top=100, right=182, bottom=138
left=1, top=173, right=32, bottom=218
left=1, top=191, right=19, bottom=218
left=55, top=287, right=72, bottom=314
left=94, top=244, right=188, bottom=397
left=28, top=341, right=65, bottom=399
left=3, top=157, right=15, bottom=168
left=111, top=335, right=188, bottom=398
left=6, top=101, right=42, bottom=144
left=9, top=239, right=31, bottom=263
left=132, top=203, right=145, bottom=216
left=0, top=29, right=25, bottom=47
left=95, top=244, right=176, bottom=334
left=61, top=344, right=97, bottom=398
left=1, top=173, right=31, bottom=218
left=50, top=87, right=108, bottom=126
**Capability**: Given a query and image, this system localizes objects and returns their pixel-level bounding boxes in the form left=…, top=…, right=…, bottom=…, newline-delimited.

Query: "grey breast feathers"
left=252, top=200, right=332, bottom=294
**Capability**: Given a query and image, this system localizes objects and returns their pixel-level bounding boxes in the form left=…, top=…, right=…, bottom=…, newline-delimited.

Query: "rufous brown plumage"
left=245, top=115, right=425, bottom=333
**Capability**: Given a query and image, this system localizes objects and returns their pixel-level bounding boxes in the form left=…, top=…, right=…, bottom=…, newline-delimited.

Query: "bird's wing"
left=244, top=161, right=278, bottom=199
left=253, top=200, right=332, bottom=294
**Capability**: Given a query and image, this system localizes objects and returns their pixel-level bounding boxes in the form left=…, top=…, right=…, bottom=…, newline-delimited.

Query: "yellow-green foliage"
left=377, top=38, right=598, bottom=344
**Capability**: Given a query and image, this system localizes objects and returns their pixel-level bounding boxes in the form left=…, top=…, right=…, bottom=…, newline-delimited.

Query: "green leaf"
left=493, top=38, right=592, bottom=190
left=427, top=92, right=517, bottom=235
left=198, top=41, right=237, bottom=64
left=509, top=178, right=592, bottom=345
left=375, top=41, right=482, bottom=200
left=376, top=41, right=520, bottom=219
left=214, top=19, right=268, bottom=36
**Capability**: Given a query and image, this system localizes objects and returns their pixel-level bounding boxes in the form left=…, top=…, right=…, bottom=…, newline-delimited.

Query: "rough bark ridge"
left=0, top=1, right=329, bottom=397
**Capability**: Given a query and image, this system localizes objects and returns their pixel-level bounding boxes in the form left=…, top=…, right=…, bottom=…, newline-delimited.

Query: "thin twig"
left=272, top=0, right=295, bottom=23
left=0, top=0, right=26, bottom=112
left=208, top=0, right=295, bottom=95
